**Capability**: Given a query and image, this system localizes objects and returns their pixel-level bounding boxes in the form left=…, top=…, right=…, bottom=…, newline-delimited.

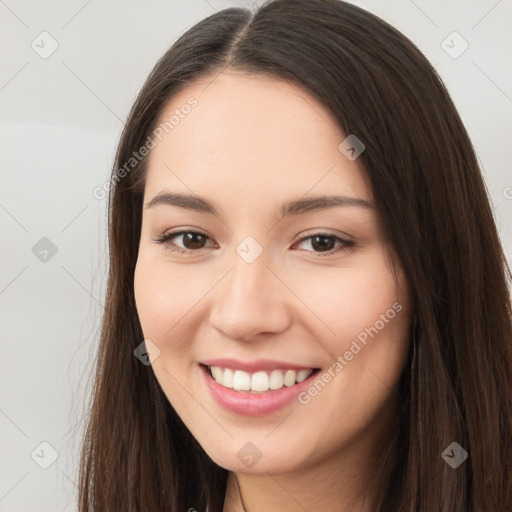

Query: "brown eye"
left=181, top=232, right=208, bottom=250
left=294, top=232, right=355, bottom=257
left=309, top=234, right=336, bottom=252
left=154, top=230, right=214, bottom=253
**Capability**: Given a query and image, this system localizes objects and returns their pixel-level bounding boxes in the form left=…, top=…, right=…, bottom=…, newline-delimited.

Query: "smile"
left=206, top=365, right=318, bottom=393
left=199, top=363, right=321, bottom=416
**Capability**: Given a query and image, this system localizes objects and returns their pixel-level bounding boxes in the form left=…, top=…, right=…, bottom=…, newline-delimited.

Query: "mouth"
left=199, top=362, right=322, bottom=416
left=200, top=363, right=321, bottom=394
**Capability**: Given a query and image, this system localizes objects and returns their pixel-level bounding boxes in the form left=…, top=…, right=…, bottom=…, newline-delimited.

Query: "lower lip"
left=200, top=364, right=320, bottom=417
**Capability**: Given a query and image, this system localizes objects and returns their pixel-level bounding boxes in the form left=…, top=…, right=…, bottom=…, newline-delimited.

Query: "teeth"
left=269, top=369, right=283, bottom=390
left=207, top=366, right=315, bottom=392
left=283, top=370, right=296, bottom=387
left=223, top=368, right=234, bottom=388
left=251, top=371, right=269, bottom=392
left=296, top=369, right=312, bottom=383
left=233, top=370, right=251, bottom=391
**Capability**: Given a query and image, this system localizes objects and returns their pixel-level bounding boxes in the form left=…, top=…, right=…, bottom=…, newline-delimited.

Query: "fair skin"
left=133, top=70, right=412, bottom=511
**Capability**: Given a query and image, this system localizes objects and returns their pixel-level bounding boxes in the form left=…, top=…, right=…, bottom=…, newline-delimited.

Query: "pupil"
left=312, top=235, right=334, bottom=252
left=184, top=233, right=205, bottom=249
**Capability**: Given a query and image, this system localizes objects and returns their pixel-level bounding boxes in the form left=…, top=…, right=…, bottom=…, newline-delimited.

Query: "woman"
left=78, top=0, right=512, bottom=510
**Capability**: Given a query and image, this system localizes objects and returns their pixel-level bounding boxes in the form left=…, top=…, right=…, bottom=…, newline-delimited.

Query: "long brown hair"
left=78, top=1, right=512, bottom=510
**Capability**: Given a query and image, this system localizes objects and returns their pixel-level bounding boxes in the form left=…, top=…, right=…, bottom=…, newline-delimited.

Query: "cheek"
left=133, top=254, right=201, bottom=408
left=288, top=258, right=411, bottom=453
left=133, top=252, right=223, bottom=362
left=133, top=253, right=187, bottom=358
left=289, top=255, right=409, bottom=356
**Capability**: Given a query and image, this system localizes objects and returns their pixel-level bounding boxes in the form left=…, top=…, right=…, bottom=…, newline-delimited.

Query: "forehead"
left=144, top=71, right=371, bottom=211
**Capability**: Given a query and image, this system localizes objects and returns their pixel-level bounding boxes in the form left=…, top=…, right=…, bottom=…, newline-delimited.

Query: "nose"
left=209, top=250, right=292, bottom=342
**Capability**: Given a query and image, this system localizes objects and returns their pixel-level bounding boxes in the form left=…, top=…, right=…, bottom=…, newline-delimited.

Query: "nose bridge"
left=209, top=239, right=290, bottom=341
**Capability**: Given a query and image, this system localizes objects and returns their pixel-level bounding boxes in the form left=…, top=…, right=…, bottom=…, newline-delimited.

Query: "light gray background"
left=1, top=0, right=511, bottom=510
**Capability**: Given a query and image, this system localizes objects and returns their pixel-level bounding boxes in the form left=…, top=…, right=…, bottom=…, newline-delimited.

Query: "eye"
left=152, top=229, right=216, bottom=254
left=292, top=232, right=355, bottom=257
left=152, top=229, right=355, bottom=257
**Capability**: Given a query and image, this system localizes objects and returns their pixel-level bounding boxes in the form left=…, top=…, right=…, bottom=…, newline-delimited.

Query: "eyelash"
left=152, top=229, right=355, bottom=257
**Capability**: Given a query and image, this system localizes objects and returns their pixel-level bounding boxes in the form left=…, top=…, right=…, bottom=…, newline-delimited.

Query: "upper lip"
left=200, top=358, right=319, bottom=373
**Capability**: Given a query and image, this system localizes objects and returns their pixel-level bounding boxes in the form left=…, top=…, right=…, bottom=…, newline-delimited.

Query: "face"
left=133, top=71, right=412, bottom=476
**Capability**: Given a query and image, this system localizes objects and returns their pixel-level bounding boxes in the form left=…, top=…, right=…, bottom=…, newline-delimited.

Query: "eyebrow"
left=145, top=191, right=373, bottom=219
